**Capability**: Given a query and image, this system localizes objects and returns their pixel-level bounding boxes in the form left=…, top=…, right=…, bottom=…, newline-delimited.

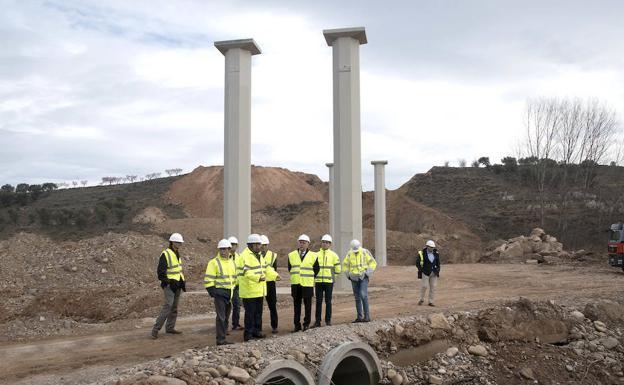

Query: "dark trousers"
left=231, top=285, right=241, bottom=327
left=153, top=286, right=181, bottom=333
left=214, top=295, right=232, bottom=343
left=292, top=284, right=312, bottom=330
left=242, top=297, right=263, bottom=340
left=315, top=282, right=334, bottom=324
left=266, top=281, right=278, bottom=330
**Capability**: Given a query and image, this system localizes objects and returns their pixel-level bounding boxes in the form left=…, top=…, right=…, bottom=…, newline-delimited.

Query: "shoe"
left=311, top=322, right=321, bottom=328
left=150, top=331, right=158, bottom=339
left=325, top=321, right=332, bottom=326
left=217, top=341, right=234, bottom=346
left=232, top=325, right=244, bottom=331
left=362, top=317, right=371, bottom=323
left=418, top=300, right=424, bottom=306
left=428, top=303, right=435, bottom=307
left=291, top=328, right=302, bottom=333
left=352, top=318, right=363, bottom=323
left=244, top=336, right=252, bottom=342
left=252, top=333, right=266, bottom=339
left=272, top=328, right=279, bottom=334
left=166, top=329, right=182, bottom=334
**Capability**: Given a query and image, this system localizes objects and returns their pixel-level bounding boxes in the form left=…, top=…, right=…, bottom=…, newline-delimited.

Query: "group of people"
left=151, top=232, right=441, bottom=345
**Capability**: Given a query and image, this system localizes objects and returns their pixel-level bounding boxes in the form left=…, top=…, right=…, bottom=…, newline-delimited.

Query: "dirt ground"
left=3, top=262, right=624, bottom=385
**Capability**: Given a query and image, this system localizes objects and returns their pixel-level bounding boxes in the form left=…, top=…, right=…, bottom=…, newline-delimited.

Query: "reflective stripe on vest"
left=164, top=248, right=183, bottom=281
left=289, top=250, right=316, bottom=287
left=288, top=250, right=302, bottom=285
left=315, top=249, right=338, bottom=283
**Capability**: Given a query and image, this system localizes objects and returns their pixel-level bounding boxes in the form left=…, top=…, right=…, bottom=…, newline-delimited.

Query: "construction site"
left=3, top=4, right=624, bottom=385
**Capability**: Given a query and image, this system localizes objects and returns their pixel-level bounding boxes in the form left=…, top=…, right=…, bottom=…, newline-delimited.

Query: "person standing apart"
left=417, top=240, right=441, bottom=307
left=151, top=232, right=186, bottom=339
left=204, top=239, right=237, bottom=345
left=288, top=234, right=318, bottom=332
left=261, top=235, right=280, bottom=333
left=313, top=234, right=342, bottom=327
left=343, top=239, right=377, bottom=323
left=228, top=236, right=244, bottom=331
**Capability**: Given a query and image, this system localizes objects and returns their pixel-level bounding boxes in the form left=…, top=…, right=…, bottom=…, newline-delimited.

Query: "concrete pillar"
left=323, top=27, right=367, bottom=290
left=325, top=162, right=335, bottom=238
left=214, top=39, right=261, bottom=251
left=371, top=161, right=388, bottom=266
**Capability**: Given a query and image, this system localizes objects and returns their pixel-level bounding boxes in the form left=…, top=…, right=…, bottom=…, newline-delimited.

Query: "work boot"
left=311, top=322, right=321, bottom=328
left=166, top=329, right=182, bottom=334
left=352, top=318, right=363, bottom=323
left=302, top=325, right=309, bottom=331
left=150, top=331, right=158, bottom=339
left=291, top=327, right=302, bottom=333
left=325, top=321, right=332, bottom=326
left=272, top=328, right=279, bottom=334
left=232, top=325, right=244, bottom=331
left=217, top=340, right=234, bottom=346
left=362, top=317, right=371, bottom=323
left=252, top=333, right=266, bottom=339
left=418, top=300, right=424, bottom=306
left=428, top=303, right=435, bottom=307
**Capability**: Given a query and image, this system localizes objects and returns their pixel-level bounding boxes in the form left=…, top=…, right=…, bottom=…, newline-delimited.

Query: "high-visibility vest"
left=264, top=250, right=278, bottom=282
left=417, top=250, right=424, bottom=268
left=288, top=250, right=317, bottom=287
left=163, top=248, right=184, bottom=281
left=239, top=247, right=268, bottom=298
left=342, top=248, right=377, bottom=279
left=315, top=248, right=342, bottom=283
left=204, top=253, right=237, bottom=297
left=232, top=251, right=243, bottom=285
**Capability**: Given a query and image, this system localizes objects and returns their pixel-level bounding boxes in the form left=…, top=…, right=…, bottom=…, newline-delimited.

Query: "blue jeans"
left=350, top=277, right=369, bottom=320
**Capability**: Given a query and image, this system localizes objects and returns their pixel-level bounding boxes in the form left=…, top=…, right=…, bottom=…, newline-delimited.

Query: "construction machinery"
left=608, top=223, right=624, bottom=270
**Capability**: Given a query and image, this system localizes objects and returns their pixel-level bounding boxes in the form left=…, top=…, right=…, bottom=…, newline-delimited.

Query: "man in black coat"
left=416, top=240, right=441, bottom=306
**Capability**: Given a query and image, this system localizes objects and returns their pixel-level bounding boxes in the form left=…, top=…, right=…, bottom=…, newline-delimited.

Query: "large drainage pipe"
left=318, top=342, right=382, bottom=385
left=255, top=359, right=316, bottom=385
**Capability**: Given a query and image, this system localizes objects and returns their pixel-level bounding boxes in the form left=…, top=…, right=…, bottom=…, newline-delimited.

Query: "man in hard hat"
left=313, top=234, right=342, bottom=327
left=342, top=239, right=377, bottom=323
left=288, top=234, right=318, bottom=332
left=204, top=239, right=237, bottom=345
left=417, top=240, right=441, bottom=307
left=151, top=232, right=186, bottom=339
left=261, top=235, right=280, bottom=334
left=228, top=236, right=244, bottom=331
left=239, top=234, right=278, bottom=341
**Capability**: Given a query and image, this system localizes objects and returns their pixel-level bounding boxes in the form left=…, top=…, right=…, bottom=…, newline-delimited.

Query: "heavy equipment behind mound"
left=608, top=223, right=624, bottom=270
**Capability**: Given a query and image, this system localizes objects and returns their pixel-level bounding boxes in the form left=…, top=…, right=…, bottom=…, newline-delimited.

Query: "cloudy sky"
left=1, top=0, right=623, bottom=190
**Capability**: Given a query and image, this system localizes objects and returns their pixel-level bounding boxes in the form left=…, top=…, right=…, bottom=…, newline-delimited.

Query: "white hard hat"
left=321, top=234, right=332, bottom=243
left=169, top=233, right=184, bottom=243
left=350, top=239, right=361, bottom=251
left=260, top=235, right=270, bottom=245
left=228, top=236, right=239, bottom=245
left=426, top=240, right=436, bottom=248
left=218, top=239, right=232, bottom=249
left=247, top=234, right=262, bottom=244
left=298, top=234, right=311, bottom=243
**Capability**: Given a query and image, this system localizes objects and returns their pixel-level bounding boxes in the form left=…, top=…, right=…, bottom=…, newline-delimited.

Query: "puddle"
left=388, top=340, right=451, bottom=366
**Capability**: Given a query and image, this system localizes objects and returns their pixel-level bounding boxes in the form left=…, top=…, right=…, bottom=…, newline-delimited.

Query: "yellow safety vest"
left=204, top=253, right=237, bottom=296
left=342, top=248, right=377, bottom=278
left=238, top=247, right=277, bottom=298
left=163, top=248, right=184, bottom=281
left=232, top=251, right=243, bottom=285
left=264, top=250, right=278, bottom=282
left=417, top=250, right=424, bottom=268
left=288, top=250, right=317, bottom=287
left=315, top=248, right=342, bottom=283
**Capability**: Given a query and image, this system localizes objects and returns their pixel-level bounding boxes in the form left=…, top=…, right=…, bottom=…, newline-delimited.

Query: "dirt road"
left=4, top=263, right=624, bottom=385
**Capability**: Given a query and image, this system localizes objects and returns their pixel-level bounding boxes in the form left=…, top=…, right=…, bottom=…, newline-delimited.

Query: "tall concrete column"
left=325, top=162, right=335, bottom=238
left=371, top=160, right=388, bottom=266
left=214, top=39, right=261, bottom=251
left=323, top=27, right=367, bottom=290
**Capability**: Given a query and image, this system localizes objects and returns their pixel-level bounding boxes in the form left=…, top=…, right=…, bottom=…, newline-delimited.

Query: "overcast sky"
left=1, top=0, right=623, bottom=190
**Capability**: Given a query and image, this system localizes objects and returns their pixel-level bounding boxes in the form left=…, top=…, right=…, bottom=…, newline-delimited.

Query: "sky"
left=1, top=0, right=623, bottom=190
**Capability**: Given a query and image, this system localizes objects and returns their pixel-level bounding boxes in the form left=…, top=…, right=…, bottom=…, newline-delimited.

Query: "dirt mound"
left=132, top=207, right=167, bottom=225
left=166, top=166, right=326, bottom=218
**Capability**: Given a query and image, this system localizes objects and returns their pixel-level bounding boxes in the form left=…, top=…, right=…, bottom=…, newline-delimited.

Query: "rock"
left=101, top=268, right=108, bottom=274
left=145, top=376, right=187, bottom=385
left=102, top=257, right=109, bottom=263
left=531, top=228, right=545, bottom=238
left=571, top=311, right=585, bottom=320
left=468, top=345, right=488, bottom=357
left=601, top=337, right=619, bottom=350
left=429, top=375, right=443, bottom=385
left=40, top=275, right=47, bottom=280
left=390, top=374, right=403, bottom=385
left=525, top=259, right=539, bottom=264
left=500, top=242, right=524, bottom=259
left=63, top=320, right=72, bottom=329
left=594, top=321, right=608, bottom=333
left=39, top=316, right=45, bottom=322
left=250, top=349, right=262, bottom=359
left=207, top=368, right=221, bottom=378
left=437, top=368, right=447, bottom=374
left=394, top=324, right=404, bottom=336
left=428, top=313, right=451, bottom=331
left=446, top=347, right=459, bottom=357
left=519, top=367, right=536, bottom=380
left=227, top=367, right=250, bottom=383
left=71, top=266, right=77, bottom=272
left=566, top=364, right=574, bottom=372
left=387, top=369, right=397, bottom=379
left=217, top=365, right=229, bottom=376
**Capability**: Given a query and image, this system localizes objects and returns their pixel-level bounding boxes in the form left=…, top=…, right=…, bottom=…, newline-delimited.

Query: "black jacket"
left=157, top=251, right=185, bottom=291
left=417, top=248, right=441, bottom=277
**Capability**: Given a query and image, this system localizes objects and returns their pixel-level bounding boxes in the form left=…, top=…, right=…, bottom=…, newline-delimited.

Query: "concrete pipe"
left=255, top=359, right=316, bottom=385
left=318, top=342, right=382, bottom=385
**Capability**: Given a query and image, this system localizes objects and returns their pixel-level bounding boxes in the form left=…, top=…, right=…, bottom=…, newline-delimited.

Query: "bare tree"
left=126, top=175, right=138, bottom=183
left=101, top=177, right=115, bottom=185
left=173, top=168, right=183, bottom=176
left=145, top=172, right=161, bottom=180
left=72, top=181, right=78, bottom=188
left=578, top=99, right=618, bottom=188
left=165, top=169, right=175, bottom=177
left=80, top=180, right=88, bottom=187
left=458, top=159, right=467, bottom=167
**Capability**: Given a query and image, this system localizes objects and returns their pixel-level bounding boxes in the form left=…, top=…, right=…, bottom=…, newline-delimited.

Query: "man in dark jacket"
left=417, top=240, right=441, bottom=307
